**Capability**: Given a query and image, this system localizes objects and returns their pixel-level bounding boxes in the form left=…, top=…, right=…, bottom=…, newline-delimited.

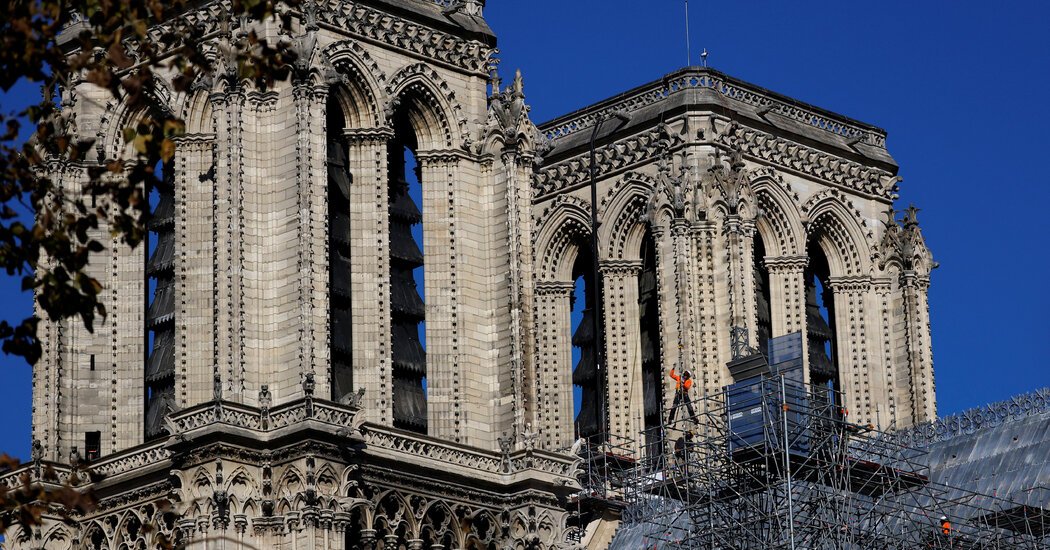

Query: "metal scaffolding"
left=569, top=340, right=1050, bottom=548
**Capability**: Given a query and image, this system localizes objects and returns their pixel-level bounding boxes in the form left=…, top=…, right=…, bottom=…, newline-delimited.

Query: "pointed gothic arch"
left=386, top=63, right=465, bottom=151
left=80, top=521, right=109, bottom=550
left=802, top=189, right=872, bottom=278
left=95, top=78, right=176, bottom=162
left=750, top=171, right=804, bottom=258
left=323, top=39, right=389, bottom=129
left=175, top=87, right=215, bottom=135
left=534, top=196, right=592, bottom=283
left=599, top=176, right=652, bottom=261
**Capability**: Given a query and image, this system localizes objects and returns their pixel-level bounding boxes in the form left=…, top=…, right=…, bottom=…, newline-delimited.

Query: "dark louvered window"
left=145, top=161, right=176, bottom=439
left=388, top=113, right=426, bottom=434
left=328, top=97, right=354, bottom=402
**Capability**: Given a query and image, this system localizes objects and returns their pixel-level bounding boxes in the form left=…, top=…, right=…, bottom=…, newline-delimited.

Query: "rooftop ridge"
left=893, top=387, right=1050, bottom=448
left=537, top=66, right=888, bottom=150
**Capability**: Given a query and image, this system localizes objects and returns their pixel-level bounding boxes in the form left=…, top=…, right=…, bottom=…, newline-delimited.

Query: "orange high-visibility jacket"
left=669, top=369, right=693, bottom=392
left=941, top=520, right=951, bottom=535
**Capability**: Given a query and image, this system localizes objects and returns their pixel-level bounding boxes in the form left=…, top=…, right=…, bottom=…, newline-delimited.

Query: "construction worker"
left=673, top=430, right=694, bottom=462
left=940, top=515, right=951, bottom=535
left=667, top=368, right=697, bottom=426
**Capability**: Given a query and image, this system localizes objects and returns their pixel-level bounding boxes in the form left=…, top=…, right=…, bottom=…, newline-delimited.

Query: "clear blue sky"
left=0, top=0, right=1047, bottom=459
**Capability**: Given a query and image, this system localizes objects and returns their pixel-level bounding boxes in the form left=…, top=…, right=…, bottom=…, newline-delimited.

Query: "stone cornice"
left=533, top=125, right=682, bottom=198
left=359, top=423, right=578, bottom=486
left=538, top=67, right=887, bottom=150
left=135, top=0, right=494, bottom=85
left=315, top=0, right=495, bottom=75
left=718, top=122, right=897, bottom=200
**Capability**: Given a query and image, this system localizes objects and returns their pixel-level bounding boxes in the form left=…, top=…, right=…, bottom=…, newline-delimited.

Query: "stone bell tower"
left=18, top=1, right=577, bottom=548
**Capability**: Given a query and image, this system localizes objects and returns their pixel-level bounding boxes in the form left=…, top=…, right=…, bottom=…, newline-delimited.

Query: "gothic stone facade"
left=7, top=0, right=935, bottom=548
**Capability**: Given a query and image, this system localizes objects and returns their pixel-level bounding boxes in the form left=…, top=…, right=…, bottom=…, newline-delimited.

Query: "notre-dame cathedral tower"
left=11, top=0, right=935, bottom=548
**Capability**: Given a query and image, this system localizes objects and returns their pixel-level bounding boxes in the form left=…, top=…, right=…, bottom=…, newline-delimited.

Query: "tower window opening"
left=144, top=159, right=176, bottom=439
left=754, top=234, right=773, bottom=357
left=388, top=111, right=427, bottom=434
left=84, top=431, right=101, bottom=461
left=638, top=230, right=664, bottom=459
left=570, top=241, right=604, bottom=442
left=327, top=96, right=354, bottom=402
left=805, top=242, right=839, bottom=395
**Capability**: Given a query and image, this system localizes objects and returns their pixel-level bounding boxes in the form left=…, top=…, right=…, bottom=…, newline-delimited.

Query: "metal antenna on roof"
left=684, top=0, right=691, bottom=67
left=701, top=48, right=709, bottom=68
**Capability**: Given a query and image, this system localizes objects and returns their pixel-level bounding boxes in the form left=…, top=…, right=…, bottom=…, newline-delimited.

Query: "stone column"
left=828, top=276, right=873, bottom=425
left=690, top=220, right=724, bottom=397
left=209, top=88, right=245, bottom=404
left=902, top=272, right=936, bottom=424
left=870, top=277, right=898, bottom=429
left=360, top=529, right=378, bottom=550
left=721, top=216, right=759, bottom=353
left=653, top=219, right=696, bottom=429
left=764, top=256, right=808, bottom=339
left=417, top=151, right=463, bottom=441
left=293, top=79, right=322, bottom=398
left=344, top=128, right=392, bottom=425
left=764, top=254, right=809, bottom=389
left=600, top=259, right=644, bottom=444
left=499, top=149, right=538, bottom=449
left=533, top=281, right=576, bottom=450
left=173, top=135, right=216, bottom=409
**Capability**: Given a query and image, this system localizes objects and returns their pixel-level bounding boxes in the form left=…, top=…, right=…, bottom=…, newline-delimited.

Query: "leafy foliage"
left=0, top=0, right=299, bottom=364
left=0, top=454, right=94, bottom=536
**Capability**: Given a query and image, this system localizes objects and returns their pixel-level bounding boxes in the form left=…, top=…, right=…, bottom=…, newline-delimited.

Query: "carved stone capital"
left=691, top=219, right=717, bottom=233
left=172, top=133, right=216, bottom=149
left=721, top=214, right=756, bottom=236
left=415, top=149, right=470, bottom=165
left=599, top=259, right=643, bottom=277
left=870, top=276, right=893, bottom=294
left=343, top=127, right=394, bottom=145
left=764, top=255, right=809, bottom=273
left=535, top=281, right=575, bottom=298
left=245, top=90, right=279, bottom=112
left=826, top=275, right=871, bottom=294
left=669, top=218, right=692, bottom=236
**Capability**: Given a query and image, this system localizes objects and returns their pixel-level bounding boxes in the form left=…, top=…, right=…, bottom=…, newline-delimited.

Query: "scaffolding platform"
left=978, top=505, right=1050, bottom=537
left=572, top=376, right=1050, bottom=547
